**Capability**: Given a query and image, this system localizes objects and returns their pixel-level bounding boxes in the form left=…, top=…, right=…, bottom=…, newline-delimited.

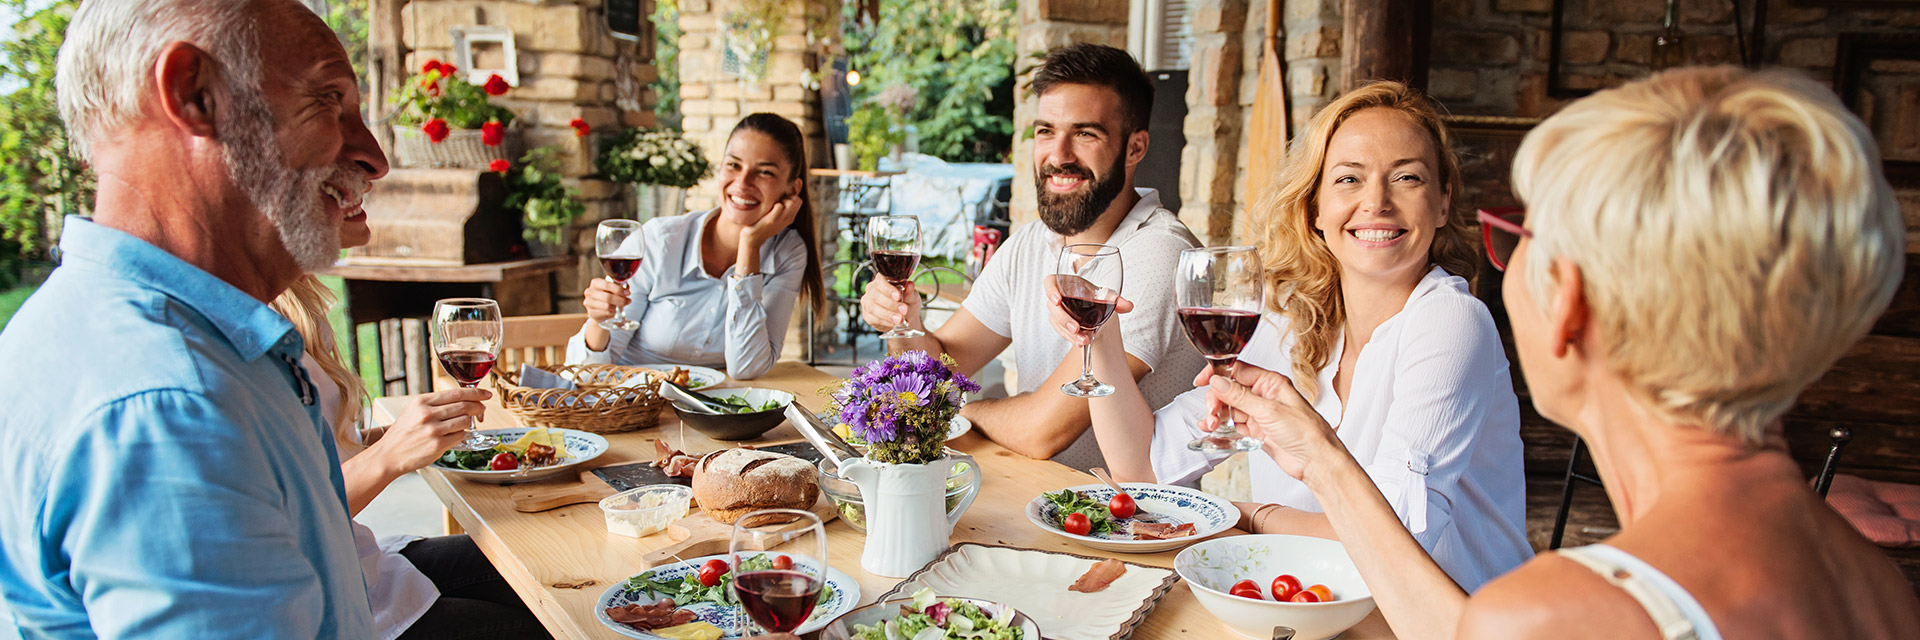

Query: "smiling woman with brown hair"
left=1050, top=80, right=1532, bottom=593
left=1207, top=66, right=1920, bottom=639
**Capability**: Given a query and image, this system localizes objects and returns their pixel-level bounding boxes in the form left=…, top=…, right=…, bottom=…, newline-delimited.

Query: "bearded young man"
left=0, top=1, right=390, bottom=636
left=861, top=43, right=1205, bottom=469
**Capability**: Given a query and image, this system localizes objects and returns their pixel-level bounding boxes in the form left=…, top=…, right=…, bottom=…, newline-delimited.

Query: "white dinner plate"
left=624, top=364, right=727, bottom=389
left=596, top=553, right=860, bottom=639
left=428, top=427, right=609, bottom=485
left=874, top=543, right=1178, bottom=640
left=1025, top=483, right=1236, bottom=553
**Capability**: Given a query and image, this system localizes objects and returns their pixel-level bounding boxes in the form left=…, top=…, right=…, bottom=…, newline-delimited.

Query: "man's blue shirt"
left=0, top=218, right=374, bottom=638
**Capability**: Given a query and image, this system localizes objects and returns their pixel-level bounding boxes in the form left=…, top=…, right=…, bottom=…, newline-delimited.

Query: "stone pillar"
left=676, top=0, right=834, bottom=212
left=1176, top=0, right=1246, bottom=245
left=1009, top=0, right=1130, bottom=231
left=403, top=0, right=657, bottom=312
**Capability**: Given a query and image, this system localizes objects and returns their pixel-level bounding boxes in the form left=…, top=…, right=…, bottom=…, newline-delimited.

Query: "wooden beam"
left=367, top=0, right=409, bottom=165
left=1340, top=0, right=1430, bottom=92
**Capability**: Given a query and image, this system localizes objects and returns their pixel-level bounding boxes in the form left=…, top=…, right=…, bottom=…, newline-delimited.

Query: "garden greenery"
left=598, top=128, right=712, bottom=188
left=842, top=0, right=1015, bottom=163
left=0, top=0, right=88, bottom=289
left=503, top=147, right=587, bottom=248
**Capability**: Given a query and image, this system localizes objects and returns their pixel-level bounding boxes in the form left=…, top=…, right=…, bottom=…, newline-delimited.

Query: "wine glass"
left=729, top=509, right=827, bottom=634
left=431, top=298, right=503, bottom=451
left=1176, top=247, right=1266, bottom=452
left=596, top=219, right=644, bottom=331
left=1055, top=243, right=1123, bottom=398
left=867, top=215, right=924, bottom=339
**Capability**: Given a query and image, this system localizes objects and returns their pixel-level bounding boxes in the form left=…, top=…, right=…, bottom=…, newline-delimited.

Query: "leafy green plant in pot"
left=846, top=104, right=903, bottom=172
left=497, top=147, right=586, bottom=257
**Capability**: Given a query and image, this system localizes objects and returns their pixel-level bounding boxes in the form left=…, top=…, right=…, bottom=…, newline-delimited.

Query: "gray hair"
left=56, top=0, right=265, bottom=161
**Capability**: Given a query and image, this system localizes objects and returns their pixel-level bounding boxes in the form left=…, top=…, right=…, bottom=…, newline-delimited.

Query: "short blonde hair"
left=1511, top=66, right=1903, bottom=445
left=1256, top=81, right=1477, bottom=401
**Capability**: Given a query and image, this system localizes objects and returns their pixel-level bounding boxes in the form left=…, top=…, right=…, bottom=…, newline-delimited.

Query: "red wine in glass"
left=870, top=250, right=919, bottom=285
left=1061, top=295, right=1117, bottom=330
left=436, top=350, right=497, bottom=386
left=732, top=570, right=821, bottom=633
left=1178, top=307, right=1260, bottom=372
left=600, top=256, right=641, bottom=282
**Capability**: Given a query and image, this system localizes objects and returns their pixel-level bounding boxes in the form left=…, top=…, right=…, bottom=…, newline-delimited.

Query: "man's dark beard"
left=1035, top=147, right=1128, bottom=237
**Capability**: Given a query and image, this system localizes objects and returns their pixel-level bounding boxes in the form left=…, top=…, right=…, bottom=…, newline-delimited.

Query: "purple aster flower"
left=876, top=376, right=933, bottom=406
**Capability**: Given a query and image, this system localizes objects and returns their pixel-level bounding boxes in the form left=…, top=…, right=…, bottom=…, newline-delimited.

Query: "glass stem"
left=1081, top=339, right=1095, bottom=382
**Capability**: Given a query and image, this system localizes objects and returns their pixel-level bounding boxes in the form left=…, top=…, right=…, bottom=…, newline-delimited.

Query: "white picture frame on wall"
left=452, top=26, right=518, bottom=87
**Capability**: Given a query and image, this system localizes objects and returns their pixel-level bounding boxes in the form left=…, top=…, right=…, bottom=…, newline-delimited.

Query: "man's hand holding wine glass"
left=1042, top=276, right=1134, bottom=348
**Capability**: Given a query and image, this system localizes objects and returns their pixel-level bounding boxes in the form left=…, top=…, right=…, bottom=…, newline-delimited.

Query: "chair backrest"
left=501, top=313, right=589, bottom=372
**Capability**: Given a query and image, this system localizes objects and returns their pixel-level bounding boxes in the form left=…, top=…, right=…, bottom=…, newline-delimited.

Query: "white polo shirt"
left=963, top=188, right=1207, bottom=470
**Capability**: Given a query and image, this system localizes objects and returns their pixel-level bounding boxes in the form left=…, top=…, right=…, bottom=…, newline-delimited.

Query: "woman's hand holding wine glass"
left=431, top=298, right=503, bottom=451
left=595, top=219, right=645, bottom=331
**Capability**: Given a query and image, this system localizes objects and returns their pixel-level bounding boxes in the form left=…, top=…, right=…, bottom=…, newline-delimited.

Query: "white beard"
left=219, top=87, right=338, bottom=272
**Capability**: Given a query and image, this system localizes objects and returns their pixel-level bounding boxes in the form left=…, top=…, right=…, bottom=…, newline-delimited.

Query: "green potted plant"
left=597, top=127, right=712, bottom=220
left=497, top=147, right=586, bottom=257
left=389, top=59, right=518, bottom=168
left=846, top=104, right=903, bottom=172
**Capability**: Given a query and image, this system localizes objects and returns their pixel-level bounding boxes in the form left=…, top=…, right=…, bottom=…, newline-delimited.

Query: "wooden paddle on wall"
left=1243, top=0, right=1289, bottom=226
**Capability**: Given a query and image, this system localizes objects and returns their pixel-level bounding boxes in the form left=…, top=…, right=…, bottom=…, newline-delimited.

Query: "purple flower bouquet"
left=825, top=351, right=980, bottom=464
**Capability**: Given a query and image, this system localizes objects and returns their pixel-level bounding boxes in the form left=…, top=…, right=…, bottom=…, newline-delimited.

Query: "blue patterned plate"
left=1025, top=483, right=1236, bottom=553
left=429, top=427, right=608, bottom=485
left=595, top=553, right=860, bottom=639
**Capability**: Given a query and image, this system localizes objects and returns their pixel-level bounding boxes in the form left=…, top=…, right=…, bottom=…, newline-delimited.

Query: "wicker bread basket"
left=494, top=364, right=667, bottom=434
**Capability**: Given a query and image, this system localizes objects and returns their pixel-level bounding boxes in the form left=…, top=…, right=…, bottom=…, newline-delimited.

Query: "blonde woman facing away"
left=1206, top=67, right=1920, bottom=638
left=1048, top=81, right=1532, bottom=592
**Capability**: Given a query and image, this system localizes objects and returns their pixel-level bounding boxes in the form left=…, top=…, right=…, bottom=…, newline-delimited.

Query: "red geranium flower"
left=440, top=63, right=458, bottom=77
left=481, top=120, right=505, bottom=147
left=421, top=59, right=445, bottom=76
left=422, top=118, right=450, bottom=143
left=483, top=74, right=510, bottom=96
left=489, top=159, right=510, bottom=173
left=569, top=118, right=590, bottom=137
left=423, top=81, right=441, bottom=98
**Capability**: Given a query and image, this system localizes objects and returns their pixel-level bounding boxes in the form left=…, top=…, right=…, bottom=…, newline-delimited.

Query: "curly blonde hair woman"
left=1209, top=67, right=1920, bottom=639
left=1049, top=80, right=1532, bottom=591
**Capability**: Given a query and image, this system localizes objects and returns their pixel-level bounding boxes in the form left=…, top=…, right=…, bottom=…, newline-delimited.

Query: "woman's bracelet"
left=1244, top=502, right=1285, bottom=532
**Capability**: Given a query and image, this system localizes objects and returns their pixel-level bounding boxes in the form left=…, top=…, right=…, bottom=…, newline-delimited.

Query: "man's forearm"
left=962, top=390, right=1092, bottom=459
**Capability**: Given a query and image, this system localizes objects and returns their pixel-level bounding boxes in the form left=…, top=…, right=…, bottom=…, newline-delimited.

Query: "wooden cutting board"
left=640, top=495, right=840, bottom=566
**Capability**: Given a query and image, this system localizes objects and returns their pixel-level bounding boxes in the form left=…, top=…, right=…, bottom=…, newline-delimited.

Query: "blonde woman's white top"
left=1149, top=266, right=1533, bottom=592
left=300, top=355, right=437, bottom=640
left=566, top=208, right=807, bottom=379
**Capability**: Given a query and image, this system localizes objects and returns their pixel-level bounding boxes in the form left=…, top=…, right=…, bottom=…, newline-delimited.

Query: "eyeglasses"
left=1477, top=208, right=1531, bottom=272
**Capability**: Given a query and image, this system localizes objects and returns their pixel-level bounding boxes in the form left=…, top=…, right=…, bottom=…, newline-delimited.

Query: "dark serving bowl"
left=669, top=387, right=795, bottom=441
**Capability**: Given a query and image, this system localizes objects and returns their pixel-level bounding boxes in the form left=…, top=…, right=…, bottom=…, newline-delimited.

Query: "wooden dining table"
left=374, top=360, right=1397, bottom=640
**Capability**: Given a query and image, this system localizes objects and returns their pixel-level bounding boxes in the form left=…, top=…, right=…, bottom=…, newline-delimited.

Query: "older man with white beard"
left=0, top=0, right=389, bottom=637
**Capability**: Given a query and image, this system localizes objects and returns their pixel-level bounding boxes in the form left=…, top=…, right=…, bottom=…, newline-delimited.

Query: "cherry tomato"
left=1062, top=512, right=1092, bottom=536
left=1229, top=579, right=1264, bottom=600
left=697, top=558, right=729, bottom=587
left=1289, top=590, right=1321, bottom=603
left=1305, top=584, right=1333, bottom=601
left=771, top=555, right=793, bottom=571
left=1270, top=574, right=1301, bottom=601
left=488, top=452, right=518, bottom=471
left=1107, top=493, right=1137, bottom=519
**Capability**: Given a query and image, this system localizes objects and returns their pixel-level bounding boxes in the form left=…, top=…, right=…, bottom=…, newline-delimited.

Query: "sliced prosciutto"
left=1128, top=521, right=1196, bottom=540
left=604, top=597, right=696, bottom=629
left=1069, top=558, right=1128, bottom=593
left=650, top=440, right=701, bottom=477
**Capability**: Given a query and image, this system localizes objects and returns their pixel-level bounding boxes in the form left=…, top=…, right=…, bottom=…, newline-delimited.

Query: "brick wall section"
left=403, top=0, right=659, bottom=312
left=1428, top=0, right=1920, bottom=247
left=676, top=0, right=831, bottom=213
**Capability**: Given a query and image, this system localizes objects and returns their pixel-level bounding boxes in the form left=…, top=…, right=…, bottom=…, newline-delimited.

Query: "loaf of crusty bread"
left=691, top=448, right=819, bottom=525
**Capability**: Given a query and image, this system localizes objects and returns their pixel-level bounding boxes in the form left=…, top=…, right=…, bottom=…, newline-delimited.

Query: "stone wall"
left=1177, top=0, right=1343, bottom=245
left=403, top=0, right=659, bottom=311
left=675, top=0, right=833, bottom=212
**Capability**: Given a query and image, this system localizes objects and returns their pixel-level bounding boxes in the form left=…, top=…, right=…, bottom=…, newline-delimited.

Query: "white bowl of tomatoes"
left=1173, top=534, right=1376, bottom=640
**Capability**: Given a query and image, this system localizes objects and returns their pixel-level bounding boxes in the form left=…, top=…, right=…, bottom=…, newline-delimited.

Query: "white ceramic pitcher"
left=838, top=455, right=956, bottom=577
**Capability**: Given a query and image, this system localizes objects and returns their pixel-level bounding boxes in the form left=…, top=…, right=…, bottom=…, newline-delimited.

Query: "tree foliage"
left=0, top=0, right=89, bottom=287
left=843, top=0, right=1016, bottom=164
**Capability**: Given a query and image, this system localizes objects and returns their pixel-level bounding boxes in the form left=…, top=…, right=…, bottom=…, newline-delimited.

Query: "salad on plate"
left=850, top=588, right=1024, bottom=640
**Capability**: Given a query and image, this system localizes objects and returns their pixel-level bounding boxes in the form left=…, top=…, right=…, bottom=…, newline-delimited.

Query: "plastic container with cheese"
left=599, top=484, right=691, bottom=538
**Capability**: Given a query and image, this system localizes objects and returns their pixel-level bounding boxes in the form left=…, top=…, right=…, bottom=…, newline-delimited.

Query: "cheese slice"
left=650, top=621, right=721, bottom=640
left=503, top=428, right=568, bottom=459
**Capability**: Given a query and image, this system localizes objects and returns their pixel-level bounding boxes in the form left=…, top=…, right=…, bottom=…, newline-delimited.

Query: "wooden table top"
left=374, top=360, right=1396, bottom=640
left=323, top=256, right=574, bottom=282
